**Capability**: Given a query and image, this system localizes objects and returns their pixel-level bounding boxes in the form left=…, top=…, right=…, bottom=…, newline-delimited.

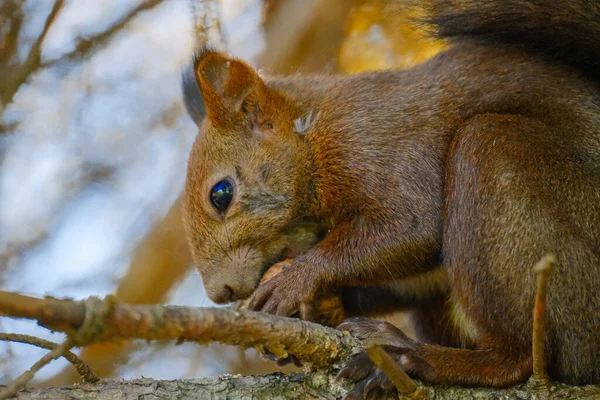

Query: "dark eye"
left=210, top=180, right=234, bottom=213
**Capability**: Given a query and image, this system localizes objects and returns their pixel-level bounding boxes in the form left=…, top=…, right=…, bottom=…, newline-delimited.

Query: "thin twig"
left=0, top=338, right=74, bottom=399
left=0, top=0, right=64, bottom=107
left=0, top=333, right=99, bottom=383
left=365, top=341, right=424, bottom=398
left=532, top=254, right=555, bottom=385
left=41, top=0, right=164, bottom=68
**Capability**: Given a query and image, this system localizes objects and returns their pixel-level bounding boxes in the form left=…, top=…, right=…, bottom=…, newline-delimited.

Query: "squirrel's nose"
left=209, top=284, right=235, bottom=304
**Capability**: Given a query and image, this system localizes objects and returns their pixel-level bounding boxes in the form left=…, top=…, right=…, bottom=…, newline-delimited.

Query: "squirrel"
left=180, top=0, right=600, bottom=396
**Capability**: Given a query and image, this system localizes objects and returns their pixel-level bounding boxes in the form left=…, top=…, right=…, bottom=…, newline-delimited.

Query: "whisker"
left=244, top=245, right=253, bottom=259
left=207, top=229, right=233, bottom=262
left=224, top=224, right=234, bottom=253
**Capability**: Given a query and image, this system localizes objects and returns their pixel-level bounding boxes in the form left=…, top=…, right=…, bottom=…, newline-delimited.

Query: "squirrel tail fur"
left=412, top=0, right=600, bottom=78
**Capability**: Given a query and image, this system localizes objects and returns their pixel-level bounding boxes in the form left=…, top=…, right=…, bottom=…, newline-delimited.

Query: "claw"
left=275, top=356, right=293, bottom=367
left=247, top=289, right=267, bottom=311
left=291, top=354, right=303, bottom=367
left=363, top=371, right=388, bottom=398
left=260, top=349, right=280, bottom=363
left=364, top=386, right=382, bottom=400
left=336, top=353, right=374, bottom=382
left=342, top=379, right=368, bottom=400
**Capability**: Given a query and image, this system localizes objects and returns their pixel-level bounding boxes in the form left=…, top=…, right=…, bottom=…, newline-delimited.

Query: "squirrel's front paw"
left=235, top=259, right=293, bottom=311
left=336, top=351, right=396, bottom=399
left=246, top=262, right=316, bottom=318
left=240, top=259, right=345, bottom=326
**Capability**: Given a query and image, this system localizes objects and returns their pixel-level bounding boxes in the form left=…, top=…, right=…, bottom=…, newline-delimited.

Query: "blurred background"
left=0, top=0, right=443, bottom=386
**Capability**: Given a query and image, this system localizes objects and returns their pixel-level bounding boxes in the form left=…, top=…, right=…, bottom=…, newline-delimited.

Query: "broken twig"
left=365, top=342, right=425, bottom=398
left=532, top=254, right=555, bottom=385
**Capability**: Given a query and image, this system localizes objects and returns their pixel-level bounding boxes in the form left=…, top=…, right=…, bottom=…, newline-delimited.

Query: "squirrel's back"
left=410, top=0, right=600, bottom=80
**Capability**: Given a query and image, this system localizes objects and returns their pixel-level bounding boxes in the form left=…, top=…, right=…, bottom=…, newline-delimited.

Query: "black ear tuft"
left=181, top=63, right=205, bottom=127
left=183, top=46, right=267, bottom=126
left=191, top=46, right=219, bottom=70
left=181, top=47, right=218, bottom=127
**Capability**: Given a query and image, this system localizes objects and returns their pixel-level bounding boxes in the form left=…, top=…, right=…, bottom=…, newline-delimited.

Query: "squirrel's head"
left=181, top=49, right=322, bottom=304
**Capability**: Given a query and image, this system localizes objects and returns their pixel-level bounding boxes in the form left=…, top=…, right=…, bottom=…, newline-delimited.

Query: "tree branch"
left=0, top=0, right=64, bottom=107
left=1, top=289, right=600, bottom=398
left=0, top=291, right=361, bottom=369
left=1, top=0, right=165, bottom=123
left=0, top=0, right=26, bottom=65
left=10, top=372, right=600, bottom=400
left=40, top=0, right=164, bottom=68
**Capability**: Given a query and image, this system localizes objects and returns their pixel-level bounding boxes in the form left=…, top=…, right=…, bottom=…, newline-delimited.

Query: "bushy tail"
left=417, top=0, right=600, bottom=78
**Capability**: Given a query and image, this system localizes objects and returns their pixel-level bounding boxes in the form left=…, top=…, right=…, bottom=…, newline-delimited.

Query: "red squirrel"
left=181, top=0, right=600, bottom=396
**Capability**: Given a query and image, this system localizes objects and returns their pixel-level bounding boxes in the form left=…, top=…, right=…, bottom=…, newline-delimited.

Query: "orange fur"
left=181, top=0, right=600, bottom=394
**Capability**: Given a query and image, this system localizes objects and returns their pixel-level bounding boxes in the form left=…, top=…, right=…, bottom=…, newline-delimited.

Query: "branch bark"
left=2, top=290, right=600, bottom=399
left=11, top=373, right=600, bottom=400
left=0, top=291, right=361, bottom=369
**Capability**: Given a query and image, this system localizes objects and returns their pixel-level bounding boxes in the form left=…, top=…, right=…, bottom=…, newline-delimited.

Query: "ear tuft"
left=181, top=61, right=206, bottom=127
left=192, top=48, right=266, bottom=125
left=191, top=46, right=220, bottom=70
left=181, top=47, right=222, bottom=127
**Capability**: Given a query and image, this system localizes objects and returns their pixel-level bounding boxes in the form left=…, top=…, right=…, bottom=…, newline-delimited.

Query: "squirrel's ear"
left=189, top=48, right=266, bottom=126
left=182, top=61, right=206, bottom=127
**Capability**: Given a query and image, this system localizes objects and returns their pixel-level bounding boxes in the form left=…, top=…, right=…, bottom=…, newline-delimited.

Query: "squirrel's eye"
left=210, top=180, right=234, bottom=213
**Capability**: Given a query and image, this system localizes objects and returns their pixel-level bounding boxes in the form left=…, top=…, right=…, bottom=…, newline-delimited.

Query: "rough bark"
left=0, top=291, right=362, bottom=370
left=11, top=372, right=600, bottom=400
left=3, top=291, right=600, bottom=399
